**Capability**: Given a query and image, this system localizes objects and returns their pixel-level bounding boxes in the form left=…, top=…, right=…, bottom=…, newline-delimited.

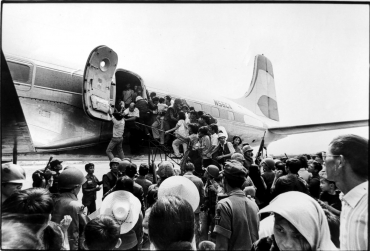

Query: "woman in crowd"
left=149, top=195, right=195, bottom=250
left=252, top=191, right=337, bottom=251
left=165, top=111, right=189, bottom=158
left=232, top=136, right=243, bottom=154
left=2, top=188, right=72, bottom=250
left=180, top=123, right=202, bottom=176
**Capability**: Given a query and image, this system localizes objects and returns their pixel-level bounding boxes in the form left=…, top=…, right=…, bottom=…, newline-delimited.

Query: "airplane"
left=2, top=45, right=368, bottom=163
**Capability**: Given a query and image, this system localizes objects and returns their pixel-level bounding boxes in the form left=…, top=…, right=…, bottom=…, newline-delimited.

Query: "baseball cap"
left=158, top=176, right=200, bottom=212
left=242, top=145, right=253, bottom=153
left=221, top=160, right=247, bottom=179
left=157, top=161, right=174, bottom=179
left=218, top=132, right=227, bottom=139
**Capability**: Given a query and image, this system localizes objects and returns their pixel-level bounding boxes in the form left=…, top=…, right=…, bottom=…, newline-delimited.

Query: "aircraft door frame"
left=82, top=46, right=118, bottom=121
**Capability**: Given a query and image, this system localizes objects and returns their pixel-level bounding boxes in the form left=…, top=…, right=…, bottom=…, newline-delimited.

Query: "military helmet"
left=206, top=165, right=220, bottom=178
left=58, top=166, right=86, bottom=189
left=2, top=163, right=26, bottom=184
left=119, top=160, right=131, bottom=173
left=110, top=158, right=121, bottom=167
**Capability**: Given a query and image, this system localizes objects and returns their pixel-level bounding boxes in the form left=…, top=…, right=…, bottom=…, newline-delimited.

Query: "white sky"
left=2, top=3, right=369, bottom=156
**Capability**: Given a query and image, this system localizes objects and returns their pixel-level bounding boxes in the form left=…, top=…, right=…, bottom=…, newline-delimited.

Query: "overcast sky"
left=2, top=3, right=368, bottom=156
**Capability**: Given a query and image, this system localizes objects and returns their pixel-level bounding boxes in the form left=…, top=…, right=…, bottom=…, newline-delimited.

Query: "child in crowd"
left=307, top=160, right=322, bottom=199
left=84, top=215, right=122, bottom=250
left=82, top=163, right=102, bottom=215
left=318, top=173, right=341, bottom=216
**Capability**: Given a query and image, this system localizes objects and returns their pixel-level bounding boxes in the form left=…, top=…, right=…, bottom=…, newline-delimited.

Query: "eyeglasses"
left=322, top=154, right=340, bottom=161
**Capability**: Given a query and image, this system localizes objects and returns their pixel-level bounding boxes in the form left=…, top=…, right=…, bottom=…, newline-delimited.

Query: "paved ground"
left=20, top=157, right=178, bottom=210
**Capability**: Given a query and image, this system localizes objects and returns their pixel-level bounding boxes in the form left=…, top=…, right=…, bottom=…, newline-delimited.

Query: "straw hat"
left=89, top=191, right=141, bottom=234
left=158, top=176, right=200, bottom=212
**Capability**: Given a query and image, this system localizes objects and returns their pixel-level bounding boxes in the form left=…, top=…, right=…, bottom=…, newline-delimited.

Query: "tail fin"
left=232, top=54, right=279, bottom=121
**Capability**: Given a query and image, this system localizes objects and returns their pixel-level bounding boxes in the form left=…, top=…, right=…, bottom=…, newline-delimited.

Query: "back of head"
left=274, top=174, right=308, bottom=197
left=159, top=97, right=165, bottom=103
left=115, top=176, right=134, bottom=193
left=149, top=195, right=194, bottom=250
left=139, top=163, right=149, bottom=176
left=223, top=160, right=246, bottom=189
left=178, top=111, right=186, bottom=120
left=2, top=188, right=54, bottom=228
left=200, top=114, right=211, bottom=125
left=261, top=158, right=275, bottom=171
left=147, top=186, right=158, bottom=208
left=296, top=155, right=308, bottom=169
left=275, top=162, right=287, bottom=175
left=329, top=134, right=368, bottom=178
left=157, top=161, right=175, bottom=181
left=185, top=162, right=195, bottom=172
left=209, top=123, right=218, bottom=134
left=125, top=163, right=137, bottom=178
left=188, top=123, right=199, bottom=134
left=286, top=158, right=302, bottom=174
left=198, top=126, right=209, bottom=136
left=84, top=215, right=121, bottom=250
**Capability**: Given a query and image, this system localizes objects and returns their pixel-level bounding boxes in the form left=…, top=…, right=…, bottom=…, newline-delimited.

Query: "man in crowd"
left=125, top=163, right=146, bottom=215
left=325, top=134, right=368, bottom=251
left=123, top=102, right=141, bottom=154
left=51, top=166, right=88, bottom=250
left=1, top=163, right=26, bottom=204
left=214, top=161, right=259, bottom=250
left=106, top=109, right=125, bottom=160
left=49, top=159, right=63, bottom=193
left=242, top=145, right=254, bottom=168
left=103, top=158, right=123, bottom=195
left=135, top=163, right=153, bottom=208
left=183, top=162, right=205, bottom=245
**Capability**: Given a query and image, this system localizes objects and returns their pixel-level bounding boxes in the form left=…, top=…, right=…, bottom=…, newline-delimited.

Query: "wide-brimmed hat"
left=218, top=132, right=227, bottom=139
left=89, top=191, right=141, bottom=234
left=158, top=176, right=200, bottom=212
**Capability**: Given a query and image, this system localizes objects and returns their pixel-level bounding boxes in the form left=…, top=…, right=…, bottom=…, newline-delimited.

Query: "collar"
left=227, top=188, right=244, bottom=197
left=342, top=181, right=368, bottom=208
left=184, top=172, right=194, bottom=176
left=60, top=192, right=78, bottom=201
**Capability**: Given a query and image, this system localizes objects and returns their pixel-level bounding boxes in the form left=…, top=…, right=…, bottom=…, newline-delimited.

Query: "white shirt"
left=112, top=117, right=125, bottom=137
left=211, top=133, right=218, bottom=147
left=123, top=108, right=140, bottom=118
left=340, top=181, right=368, bottom=251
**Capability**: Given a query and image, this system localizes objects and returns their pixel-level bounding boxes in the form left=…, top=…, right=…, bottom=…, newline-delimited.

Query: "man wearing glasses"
left=325, top=134, right=368, bottom=251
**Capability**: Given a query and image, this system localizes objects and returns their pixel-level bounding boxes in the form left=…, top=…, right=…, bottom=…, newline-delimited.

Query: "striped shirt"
left=340, top=181, right=368, bottom=251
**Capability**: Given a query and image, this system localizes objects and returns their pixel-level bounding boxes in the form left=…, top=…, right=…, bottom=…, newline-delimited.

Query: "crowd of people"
left=2, top=131, right=368, bottom=250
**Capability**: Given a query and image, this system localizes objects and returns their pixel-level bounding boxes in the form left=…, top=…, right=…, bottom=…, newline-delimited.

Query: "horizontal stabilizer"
left=268, top=119, right=368, bottom=135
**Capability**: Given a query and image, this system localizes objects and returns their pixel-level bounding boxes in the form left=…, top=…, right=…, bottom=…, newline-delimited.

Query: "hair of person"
left=232, top=136, right=242, bottom=145
left=182, top=106, right=189, bottom=111
left=125, top=163, right=137, bottom=178
left=275, top=162, right=287, bottom=175
left=197, top=111, right=204, bottom=117
left=274, top=213, right=311, bottom=251
left=248, top=164, right=267, bottom=198
left=273, top=175, right=308, bottom=198
left=148, top=195, right=194, bottom=250
left=185, top=162, right=195, bottom=172
left=305, top=154, right=312, bottom=160
left=114, top=176, right=134, bottom=193
left=189, top=106, right=195, bottom=111
left=165, top=95, right=171, bottom=101
left=85, top=163, right=94, bottom=171
left=286, top=158, right=302, bottom=174
left=322, top=209, right=340, bottom=248
left=296, top=155, right=308, bottom=169
left=209, top=123, right=218, bottom=134
left=2, top=188, right=54, bottom=227
left=329, top=134, right=368, bottom=178
left=188, top=123, right=199, bottom=135
left=159, top=97, right=165, bottom=103
left=200, top=114, right=211, bottom=125
left=1, top=220, right=41, bottom=250
left=84, top=215, right=121, bottom=250
left=311, top=161, right=323, bottom=173
left=147, top=186, right=158, bottom=208
left=198, top=126, right=209, bottom=135
left=190, top=110, right=198, bottom=118
left=198, top=240, right=216, bottom=251
left=150, top=92, right=156, bottom=97
left=174, top=98, right=182, bottom=106
left=139, top=163, right=149, bottom=176
left=178, top=111, right=186, bottom=120
left=321, top=177, right=337, bottom=189
left=224, top=175, right=245, bottom=189
left=152, top=96, right=159, bottom=102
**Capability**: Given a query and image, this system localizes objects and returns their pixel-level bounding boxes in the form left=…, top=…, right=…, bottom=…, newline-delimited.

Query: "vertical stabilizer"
left=232, top=54, right=279, bottom=121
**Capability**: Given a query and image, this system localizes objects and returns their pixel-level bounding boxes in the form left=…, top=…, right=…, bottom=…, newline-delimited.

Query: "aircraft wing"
left=268, top=119, right=368, bottom=135
left=1, top=50, right=35, bottom=159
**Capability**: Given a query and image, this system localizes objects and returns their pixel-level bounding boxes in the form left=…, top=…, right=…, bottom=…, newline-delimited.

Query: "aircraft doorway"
left=114, top=69, right=146, bottom=112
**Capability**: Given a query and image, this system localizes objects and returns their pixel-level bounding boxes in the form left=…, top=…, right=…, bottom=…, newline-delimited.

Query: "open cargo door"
left=83, top=46, right=118, bottom=121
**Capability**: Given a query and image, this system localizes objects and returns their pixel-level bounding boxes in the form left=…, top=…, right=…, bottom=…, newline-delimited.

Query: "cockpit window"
left=7, top=61, right=31, bottom=84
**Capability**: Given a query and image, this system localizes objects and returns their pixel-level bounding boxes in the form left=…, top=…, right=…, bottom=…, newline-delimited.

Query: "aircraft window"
left=211, top=107, right=220, bottom=117
left=8, top=62, right=31, bottom=84
left=219, top=109, right=228, bottom=119
left=228, top=111, right=235, bottom=121
left=193, top=102, right=202, bottom=111
left=202, top=104, right=211, bottom=114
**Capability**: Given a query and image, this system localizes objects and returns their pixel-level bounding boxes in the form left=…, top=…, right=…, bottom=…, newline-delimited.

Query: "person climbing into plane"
left=106, top=108, right=125, bottom=160
left=122, top=83, right=134, bottom=109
